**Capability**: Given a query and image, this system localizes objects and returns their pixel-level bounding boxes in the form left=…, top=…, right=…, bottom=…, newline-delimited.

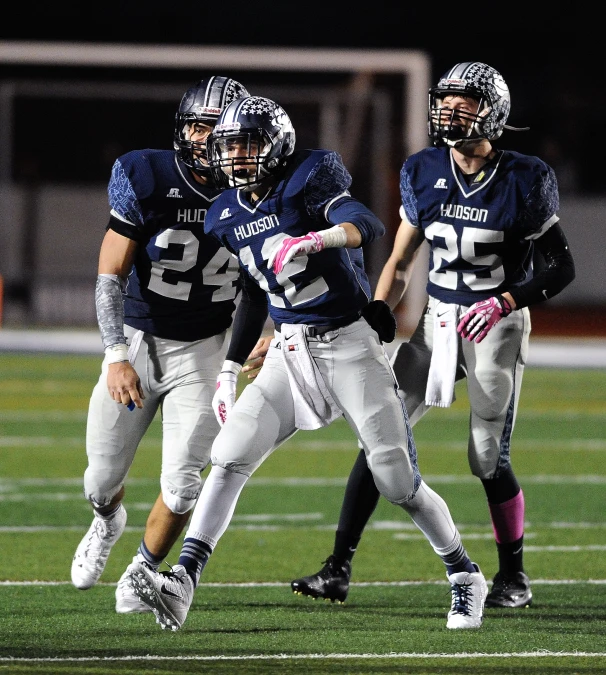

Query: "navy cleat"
left=485, top=571, right=533, bottom=608
left=291, top=555, right=351, bottom=603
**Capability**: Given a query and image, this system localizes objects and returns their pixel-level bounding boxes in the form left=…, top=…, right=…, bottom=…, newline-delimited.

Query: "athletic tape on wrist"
left=220, top=360, right=243, bottom=376
left=104, top=343, right=129, bottom=364
left=320, top=225, right=347, bottom=249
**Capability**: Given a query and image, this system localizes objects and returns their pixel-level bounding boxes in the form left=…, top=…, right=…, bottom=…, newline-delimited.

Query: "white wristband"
left=105, top=343, right=129, bottom=364
left=220, top=360, right=243, bottom=376
left=319, top=225, right=347, bottom=249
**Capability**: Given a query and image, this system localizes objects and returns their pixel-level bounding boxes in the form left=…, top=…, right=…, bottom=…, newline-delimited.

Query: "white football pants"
left=83, top=325, right=227, bottom=512
left=185, top=317, right=461, bottom=555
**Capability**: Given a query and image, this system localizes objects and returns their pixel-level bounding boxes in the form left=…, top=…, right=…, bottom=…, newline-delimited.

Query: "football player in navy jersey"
left=127, top=95, right=488, bottom=631
left=290, top=62, right=575, bottom=609
left=70, top=76, right=271, bottom=614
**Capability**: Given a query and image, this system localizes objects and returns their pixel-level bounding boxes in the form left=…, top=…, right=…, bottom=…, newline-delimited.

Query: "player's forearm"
left=225, top=277, right=269, bottom=365
left=327, top=196, right=384, bottom=245
left=330, top=222, right=362, bottom=248
left=508, top=223, right=575, bottom=310
left=374, top=261, right=403, bottom=310
left=96, top=274, right=127, bottom=355
left=375, top=255, right=415, bottom=310
left=500, top=291, right=517, bottom=310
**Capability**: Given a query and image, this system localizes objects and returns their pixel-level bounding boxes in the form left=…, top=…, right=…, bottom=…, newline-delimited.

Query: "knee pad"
left=87, top=494, right=118, bottom=510
left=470, top=462, right=495, bottom=481
left=469, top=448, right=500, bottom=480
left=83, top=469, right=123, bottom=509
left=160, top=479, right=200, bottom=515
left=366, top=447, right=418, bottom=505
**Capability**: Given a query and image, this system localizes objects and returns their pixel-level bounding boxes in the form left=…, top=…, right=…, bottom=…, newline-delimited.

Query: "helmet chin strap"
left=445, top=123, right=530, bottom=147
left=444, top=137, right=467, bottom=148
left=503, top=124, right=531, bottom=132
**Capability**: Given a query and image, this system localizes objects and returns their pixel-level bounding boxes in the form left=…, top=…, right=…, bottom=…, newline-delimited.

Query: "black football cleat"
left=291, top=555, right=351, bottom=603
left=485, top=571, right=533, bottom=608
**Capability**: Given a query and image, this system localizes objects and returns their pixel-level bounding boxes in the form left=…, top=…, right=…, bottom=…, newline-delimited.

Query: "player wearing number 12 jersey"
left=70, top=76, right=270, bottom=614
left=291, top=61, right=576, bottom=610
left=127, top=96, right=488, bottom=632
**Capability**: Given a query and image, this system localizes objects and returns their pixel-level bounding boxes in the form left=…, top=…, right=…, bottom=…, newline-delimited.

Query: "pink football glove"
left=457, top=295, right=512, bottom=344
left=268, top=232, right=325, bottom=274
left=212, top=369, right=239, bottom=426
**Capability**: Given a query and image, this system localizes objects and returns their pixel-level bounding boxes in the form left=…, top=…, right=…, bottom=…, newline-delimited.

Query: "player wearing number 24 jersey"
left=70, top=77, right=270, bottom=614
left=291, top=61, right=575, bottom=612
left=107, top=148, right=241, bottom=339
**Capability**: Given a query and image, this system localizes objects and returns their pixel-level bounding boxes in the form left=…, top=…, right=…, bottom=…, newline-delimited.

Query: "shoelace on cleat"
left=450, top=582, right=474, bottom=616
left=83, top=519, right=113, bottom=556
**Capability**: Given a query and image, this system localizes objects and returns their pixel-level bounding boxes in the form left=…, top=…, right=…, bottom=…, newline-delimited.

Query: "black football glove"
left=361, top=299, right=397, bottom=343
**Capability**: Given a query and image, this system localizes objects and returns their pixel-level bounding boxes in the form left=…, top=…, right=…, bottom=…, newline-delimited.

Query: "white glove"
left=212, top=360, right=242, bottom=426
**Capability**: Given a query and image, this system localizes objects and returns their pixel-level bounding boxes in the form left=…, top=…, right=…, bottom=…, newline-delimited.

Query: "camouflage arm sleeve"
left=95, top=274, right=126, bottom=349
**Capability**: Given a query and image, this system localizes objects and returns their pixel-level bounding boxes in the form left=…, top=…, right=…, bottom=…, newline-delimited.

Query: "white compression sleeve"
left=185, top=466, right=249, bottom=550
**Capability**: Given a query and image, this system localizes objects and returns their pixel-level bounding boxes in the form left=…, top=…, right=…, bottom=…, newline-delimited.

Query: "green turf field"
left=1, top=353, right=605, bottom=674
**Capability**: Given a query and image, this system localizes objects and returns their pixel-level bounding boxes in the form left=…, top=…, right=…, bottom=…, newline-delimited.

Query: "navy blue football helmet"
left=207, top=96, right=296, bottom=191
left=174, top=76, right=249, bottom=178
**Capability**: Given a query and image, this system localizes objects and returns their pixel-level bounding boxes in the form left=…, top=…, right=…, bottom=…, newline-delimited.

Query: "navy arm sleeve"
left=326, top=196, right=385, bottom=246
left=304, top=151, right=385, bottom=245
left=509, top=222, right=575, bottom=309
left=225, top=270, right=269, bottom=365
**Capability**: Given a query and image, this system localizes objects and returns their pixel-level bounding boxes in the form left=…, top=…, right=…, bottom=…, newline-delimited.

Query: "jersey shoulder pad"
left=301, top=149, right=352, bottom=218
left=109, top=149, right=180, bottom=226
left=399, top=147, right=439, bottom=226
left=109, top=149, right=163, bottom=203
left=504, top=151, right=560, bottom=234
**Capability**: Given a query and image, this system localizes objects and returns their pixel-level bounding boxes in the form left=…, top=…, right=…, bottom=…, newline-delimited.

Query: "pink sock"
left=488, top=490, right=525, bottom=544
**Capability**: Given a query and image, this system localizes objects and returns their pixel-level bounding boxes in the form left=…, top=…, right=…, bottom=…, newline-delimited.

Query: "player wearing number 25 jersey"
left=71, top=77, right=270, bottom=615
left=291, top=62, right=575, bottom=612
left=404, top=146, right=559, bottom=306
left=127, top=96, right=488, bottom=632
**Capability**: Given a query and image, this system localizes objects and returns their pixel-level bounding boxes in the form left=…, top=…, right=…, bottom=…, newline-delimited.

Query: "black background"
left=1, top=3, right=599, bottom=192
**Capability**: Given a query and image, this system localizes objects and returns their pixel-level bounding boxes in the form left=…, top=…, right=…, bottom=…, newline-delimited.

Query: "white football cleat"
left=446, top=563, right=488, bottom=629
left=71, top=504, right=127, bottom=590
left=115, top=556, right=153, bottom=614
left=128, top=562, right=194, bottom=631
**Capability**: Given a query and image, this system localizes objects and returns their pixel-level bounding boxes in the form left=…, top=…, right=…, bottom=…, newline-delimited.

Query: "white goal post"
left=0, top=41, right=431, bottom=330
left=0, top=41, right=431, bottom=156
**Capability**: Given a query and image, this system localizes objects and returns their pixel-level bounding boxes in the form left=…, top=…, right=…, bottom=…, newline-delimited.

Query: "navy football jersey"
left=107, top=149, right=241, bottom=341
left=400, top=147, right=560, bottom=306
left=204, top=150, right=375, bottom=327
